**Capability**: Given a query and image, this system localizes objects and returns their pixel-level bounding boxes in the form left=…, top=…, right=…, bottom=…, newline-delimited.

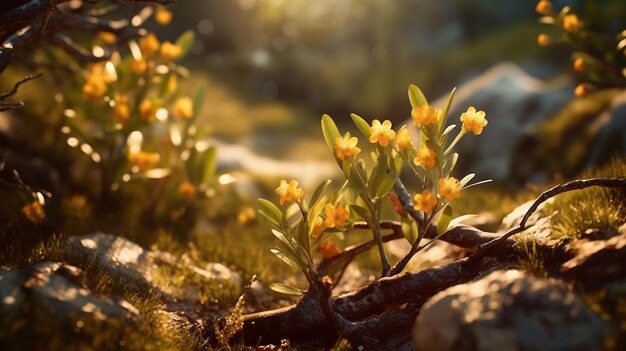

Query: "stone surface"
left=413, top=269, right=607, bottom=351
left=561, top=227, right=626, bottom=281
left=0, top=261, right=138, bottom=324
left=498, top=198, right=554, bottom=235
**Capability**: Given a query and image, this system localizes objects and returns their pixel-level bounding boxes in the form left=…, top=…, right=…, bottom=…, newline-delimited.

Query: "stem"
left=443, top=130, right=465, bottom=156
left=388, top=213, right=435, bottom=276
left=366, top=200, right=391, bottom=275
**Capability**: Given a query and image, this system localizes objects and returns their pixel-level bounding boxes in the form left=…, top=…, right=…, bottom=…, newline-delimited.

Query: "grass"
left=543, top=157, right=626, bottom=239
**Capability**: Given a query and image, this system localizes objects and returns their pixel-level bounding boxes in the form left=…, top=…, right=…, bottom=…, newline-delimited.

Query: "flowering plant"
left=56, top=14, right=216, bottom=231
left=259, top=84, right=489, bottom=294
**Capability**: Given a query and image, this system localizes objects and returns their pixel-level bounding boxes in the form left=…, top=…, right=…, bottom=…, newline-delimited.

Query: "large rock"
left=413, top=269, right=607, bottom=351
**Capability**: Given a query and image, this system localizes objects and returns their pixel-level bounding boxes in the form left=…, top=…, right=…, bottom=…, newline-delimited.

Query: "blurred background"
left=150, top=0, right=626, bottom=187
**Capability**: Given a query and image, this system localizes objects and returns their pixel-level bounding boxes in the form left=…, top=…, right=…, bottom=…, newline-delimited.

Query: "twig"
left=470, top=177, right=626, bottom=262
left=0, top=73, right=43, bottom=99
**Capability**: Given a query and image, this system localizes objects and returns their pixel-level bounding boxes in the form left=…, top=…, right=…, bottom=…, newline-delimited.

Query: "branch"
left=471, top=177, right=626, bottom=262
left=0, top=73, right=43, bottom=111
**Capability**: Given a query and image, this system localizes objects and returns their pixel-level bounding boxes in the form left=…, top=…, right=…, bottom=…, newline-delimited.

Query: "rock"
left=413, top=269, right=607, bottom=351
left=561, top=227, right=626, bottom=281
left=0, top=261, right=138, bottom=325
left=498, top=198, right=555, bottom=235
left=409, top=63, right=574, bottom=184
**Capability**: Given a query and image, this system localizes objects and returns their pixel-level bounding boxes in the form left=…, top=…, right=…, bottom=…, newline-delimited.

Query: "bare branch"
left=0, top=72, right=43, bottom=99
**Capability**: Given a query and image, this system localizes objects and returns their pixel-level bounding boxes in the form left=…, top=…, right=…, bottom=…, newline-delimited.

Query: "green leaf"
left=258, top=199, right=283, bottom=224
left=308, top=195, right=327, bottom=233
left=436, top=205, right=453, bottom=234
left=271, top=228, right=292, bottom=249
left=376, top=172, right=397, bottom=199
left=459, top=173, right=475, bottom=187
left=350, top=204, right=371, bottom=222
left=440, top=87, right=457, bottom=131
left=270, top=248, right=301, bottom=270
left=174, top=30, right=195, bottom=59
left=191, top=82, right=207, bottom=121
left=269, top=283, right=306, bottom=296
left=350, top=113, right=371, bottom=138
left=400, top=217, right=419, bottom=244
left=321, top=114, right=341, bottom=157
left=368, top=173, right=381, bottom=199
left=442, top=153, right=459, bottom=177
left=310, top=180, right=331, bottom=207
left=408, top=84, right=428, bottom=109
left=201, top=146, right=217, bottom=184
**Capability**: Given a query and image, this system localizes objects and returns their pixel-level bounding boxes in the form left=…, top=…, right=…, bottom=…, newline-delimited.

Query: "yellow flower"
left=132, top=59, right=148, bottom=74
left=395, top=127, right=413, bottom=150
left=155, top=5, right=173, bottom=25
left=113, top=95, right=130, bottom=125
left=139, top=33, right=160, bottom=58
left=414, top=143, right=437, bottom=169
left=171, top=97, right=194, bottom=119
left=275, top=179, right=304, bottom=205
left=128, top=151, right=159, bottom=171
left=535, top=0, right=552, bottom=15
left=335, top=133, right=361, bottom=160
left=411, top=104, right=438, bottom=128
left=98, top=31, right=116, bottom=44
left=562, top=14, right=581, bottom=32
left=311, top=216, right=325, bottom=239
left=324, top=203, right=350, bottom=228
left=22, top=200, right=45, bottom=224
left=238, top=207, right=257, bottom=225
left=460, top=106, right=488, bottom=135
left=316, top=239, right=341, bottom=259
left=575, top=83, right=590, bottom=97
left=414, top=189, right=438, bottom=214
left=537, top=33, right=551, bottom=47
left=83, top=74, right=108, bottom=101
left=572, top=58, right=585, bottom=72
left=139, top=99, right=157, bottom=121
left=177, top=181, right=198, bottom=200
left=160, top=41, right=182, bottom=62
left=368, top=119, right=396, bottom=147
left=438, top=177, right=461, bottom=201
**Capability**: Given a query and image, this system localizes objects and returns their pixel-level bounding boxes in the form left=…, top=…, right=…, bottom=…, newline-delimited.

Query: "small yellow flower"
left=83, top=74, right=108, bottom=101
left=572, top=58, right=585, bottom=72
left=368, top=119, right=396, bottom=147
left=311, top=216, right=325, bottom=239
left=316, top=239, right=341, bottom=259
left=324, top=203, right=350, bottom=228
left=537, top=33, right=551, bottom=47
left=411, top=104, right=439, bottom=128
left=139, top=99, right=157, bottom=121
left=334, top=133, right=361, bottom=160
left=395, top=127, right=413, bottom=150
left=460, top=106, right=488, bottom=135
left=160, top=41, right=182, bottom=62
left=155, top=5, right=173, bottom=25
left=132, top=59, right=148, bottom=74
left=562, top=14, right=581, bottom=32
left=275, top=179, right=304, bottom=205
left=22, top=200, right=45, bottom=224
left=98, top=31, right=116, bottom=44
left=238, top=207, right=257, bottom=225
left=113, top=95, right=130, bottom=125
left=177, top=181, right=198, bottom=200
left=171, top=97, right=194, bottom=119
left=414, top=189, right=438, bottom=214
left=139, top=34, right=160, bottom=58
left=438, top=177, right=462, bottom=201
left=535, top=0, right=552, bottom=15
left=414, top=143, right=437, bottom=169
left=128, top=151, right=160, bottom=171
left=575, top=83, right=591, bottom=97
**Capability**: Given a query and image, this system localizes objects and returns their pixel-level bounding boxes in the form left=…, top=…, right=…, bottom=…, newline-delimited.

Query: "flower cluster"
left=22, top=200, right=45, bottom=224
left=535, top=1, right=625, bottom=97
